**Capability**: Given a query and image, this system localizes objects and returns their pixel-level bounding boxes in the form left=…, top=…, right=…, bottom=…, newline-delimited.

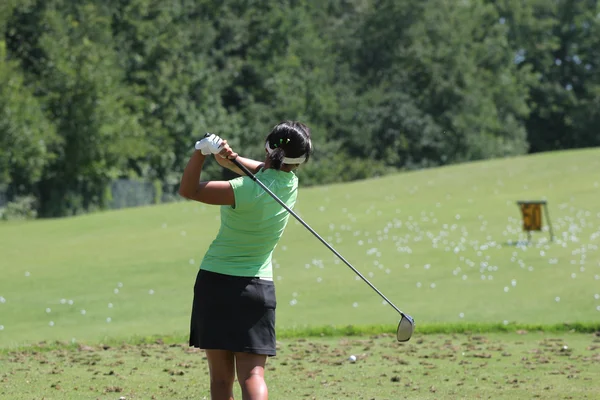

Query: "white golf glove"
left=195, top=133, right=224, bottom=155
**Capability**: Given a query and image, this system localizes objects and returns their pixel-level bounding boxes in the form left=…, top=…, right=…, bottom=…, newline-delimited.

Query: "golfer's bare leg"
left=205, top=350, right=235, bottom=400
left=235, top=352, right=268, bottom=400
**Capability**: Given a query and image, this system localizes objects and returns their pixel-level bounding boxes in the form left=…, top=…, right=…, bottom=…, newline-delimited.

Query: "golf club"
left=227, top=154, right=415, bottom=342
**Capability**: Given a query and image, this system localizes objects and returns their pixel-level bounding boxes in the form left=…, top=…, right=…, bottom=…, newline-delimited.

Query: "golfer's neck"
left=263, top=159, right=296, bottom=173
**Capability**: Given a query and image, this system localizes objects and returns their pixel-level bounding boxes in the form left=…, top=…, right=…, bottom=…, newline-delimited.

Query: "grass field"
left=2, top=332, right=599, bottom=399
left=1, top=148, right=600, bottom=350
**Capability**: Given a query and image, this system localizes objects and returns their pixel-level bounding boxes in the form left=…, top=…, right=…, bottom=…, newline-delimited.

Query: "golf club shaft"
left=231, top=158, right=406, bottom=317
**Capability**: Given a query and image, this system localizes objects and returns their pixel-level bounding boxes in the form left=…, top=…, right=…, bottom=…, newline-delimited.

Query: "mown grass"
left=3, top=322, right=599, bottom=356
left=1, top=148, right=600, bottom=349
left=1, top=332, right=599, bottom=399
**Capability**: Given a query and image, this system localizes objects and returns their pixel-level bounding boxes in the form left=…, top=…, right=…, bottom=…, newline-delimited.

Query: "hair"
left=265, top=121, right=312, bottom=170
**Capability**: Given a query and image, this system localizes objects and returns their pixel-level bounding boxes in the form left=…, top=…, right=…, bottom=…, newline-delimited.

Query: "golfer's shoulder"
left=228, top=176, right=261, bottom=203
left=228, top=175, right=252, bottom=188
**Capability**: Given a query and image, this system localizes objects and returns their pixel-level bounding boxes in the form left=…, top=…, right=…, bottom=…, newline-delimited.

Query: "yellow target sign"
left=516, top=200, right=554, bottom=241
left=520, top=202, right=542, bottom=231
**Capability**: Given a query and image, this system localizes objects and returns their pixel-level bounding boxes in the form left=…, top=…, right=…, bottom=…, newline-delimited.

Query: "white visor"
left=265, top=142, right=307, bottom=164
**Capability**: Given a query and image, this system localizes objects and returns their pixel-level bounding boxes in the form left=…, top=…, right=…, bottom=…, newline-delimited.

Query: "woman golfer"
left=178, top=121, right=312, bottom=400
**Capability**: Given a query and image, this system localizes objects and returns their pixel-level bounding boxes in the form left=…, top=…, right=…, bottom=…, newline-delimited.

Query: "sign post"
left=516, top=200, right=554, bottom=242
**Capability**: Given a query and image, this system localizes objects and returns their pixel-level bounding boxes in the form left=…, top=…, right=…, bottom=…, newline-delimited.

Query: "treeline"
left=1, top=0, right=599, bottom=218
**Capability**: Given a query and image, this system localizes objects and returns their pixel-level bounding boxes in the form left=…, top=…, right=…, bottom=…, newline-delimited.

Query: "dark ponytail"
left=268, top=147, right=286, bottom=171
left=265, top=121, right=312, bottom=170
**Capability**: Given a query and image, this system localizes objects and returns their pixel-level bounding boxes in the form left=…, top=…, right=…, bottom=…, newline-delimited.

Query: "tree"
left=0, top=40, right=57, bottom=197
left=108, top=0, right=239, bottom=187
left=7, top=1, right=146, bottom=216
left=492, top=0, right=600, bottom=152
left=340, top=0, right=531, bottom=168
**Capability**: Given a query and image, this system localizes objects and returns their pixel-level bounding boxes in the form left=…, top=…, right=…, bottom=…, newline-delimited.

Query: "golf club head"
left=396, top=314, right=415, bottom=342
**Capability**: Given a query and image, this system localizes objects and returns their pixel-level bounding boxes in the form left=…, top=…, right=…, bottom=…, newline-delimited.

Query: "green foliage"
left=152, top=180, right=163, bottom=205
left=340, top=0, right=532, bottom=168
left=300, top=151, right=393, bottom=186
left=492, top=0, right=600, bottom=152
left=0, top=40, right=57, bottom=191
left=0, top=195, right=37, bottom=220
left=1, top=0, right=599, bottom=217
left=39, top=3, right=147, bottom=216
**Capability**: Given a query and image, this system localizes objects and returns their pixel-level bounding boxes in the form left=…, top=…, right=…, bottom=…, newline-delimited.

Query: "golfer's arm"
left=178, top=150, right=206, bottom=199
left=215, top=155, right=264, bottom=176
left=178, top=151, right=235, bottom=205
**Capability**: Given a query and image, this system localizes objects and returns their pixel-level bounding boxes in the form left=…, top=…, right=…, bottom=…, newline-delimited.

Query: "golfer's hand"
left=217, top=140, right=238, bottom=160
left=195, top=134, right=224, bottom=155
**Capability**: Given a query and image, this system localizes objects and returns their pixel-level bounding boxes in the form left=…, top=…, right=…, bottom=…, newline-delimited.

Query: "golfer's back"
left=199, top=168, right=298, bottom=278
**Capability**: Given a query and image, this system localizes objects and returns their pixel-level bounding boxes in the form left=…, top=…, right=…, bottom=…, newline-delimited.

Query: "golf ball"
left=349, top=355, right=357, bottom=363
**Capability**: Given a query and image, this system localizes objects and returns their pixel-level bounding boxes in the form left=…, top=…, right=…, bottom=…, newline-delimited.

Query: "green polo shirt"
left=199, top=168, right=298, bottom=278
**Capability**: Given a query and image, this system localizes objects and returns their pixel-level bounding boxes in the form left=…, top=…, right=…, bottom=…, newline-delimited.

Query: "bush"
left=0, top=195, right=38, bottom=221
left=298, top=152, right=395, bottom=187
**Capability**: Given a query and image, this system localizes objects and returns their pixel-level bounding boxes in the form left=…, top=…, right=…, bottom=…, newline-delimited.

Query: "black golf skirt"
left=189, top=269, right=277, bottom=356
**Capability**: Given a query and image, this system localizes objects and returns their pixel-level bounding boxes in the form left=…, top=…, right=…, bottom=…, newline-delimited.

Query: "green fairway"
left=1, top=149, right=600, bottom=348
left=1, top=332, right=599, bottom=399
